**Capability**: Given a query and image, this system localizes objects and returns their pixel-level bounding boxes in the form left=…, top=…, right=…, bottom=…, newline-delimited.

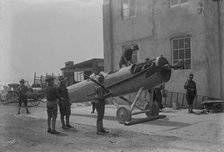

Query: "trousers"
left=95, top=100, right=105, bottom=131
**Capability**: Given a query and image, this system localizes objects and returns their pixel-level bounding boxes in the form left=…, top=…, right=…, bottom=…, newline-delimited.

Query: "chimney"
left=65, top=61, right=74, bottom=67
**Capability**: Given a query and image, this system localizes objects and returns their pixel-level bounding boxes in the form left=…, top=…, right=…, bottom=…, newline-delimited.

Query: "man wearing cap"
left=184, top=73, right=197, bottom=113
left=94, top=73, right=110, bottom=135
left=58, top=76, right=73, bottom=129
left=17, top=79, right=30, bottom=114
left=45, top=75, right=61, bottom=134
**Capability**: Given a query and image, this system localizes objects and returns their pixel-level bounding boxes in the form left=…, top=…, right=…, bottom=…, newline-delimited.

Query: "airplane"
left=67, top=55, right=184, bottom=124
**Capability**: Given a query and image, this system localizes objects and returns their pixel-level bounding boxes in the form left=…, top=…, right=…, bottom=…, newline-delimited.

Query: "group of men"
left=17, top=76, right=73, bottom=134
left=17, top=73, right=109, bottom=135
left=45, top=75, right=73, bottom=134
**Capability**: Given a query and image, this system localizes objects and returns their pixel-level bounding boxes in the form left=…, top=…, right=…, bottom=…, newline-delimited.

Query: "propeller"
left=145, top=60, right=184, bottom=78
left=166, top=59, right=185, bottom=69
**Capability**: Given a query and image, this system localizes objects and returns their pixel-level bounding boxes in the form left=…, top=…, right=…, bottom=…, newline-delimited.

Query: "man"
left=58, top=76, right=74, bottom=129
left=141, top=58, right=152, bottom=70
left=95, top=73, right=110, bottom=135
left=89, top=70, right=99, bottom=80
left=153, top=85, right=165, bottom=111
left=17, top=79, right=30, bottom=114
left=148, top=84, right=166, bottom=111
left=184, top=73, right=197, bottom=113
left=119, top=45, right=139, bottom=68
left=45, top=75, right=60, bottom=134
left=89, top=70, right=99, bottom=113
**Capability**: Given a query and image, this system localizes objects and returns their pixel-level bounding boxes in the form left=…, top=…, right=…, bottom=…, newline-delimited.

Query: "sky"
left=0, top=0, right=103, bottom=86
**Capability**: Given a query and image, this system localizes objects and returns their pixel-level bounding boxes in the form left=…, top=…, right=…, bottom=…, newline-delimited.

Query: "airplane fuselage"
left=68, top=56, right=171, bottom=103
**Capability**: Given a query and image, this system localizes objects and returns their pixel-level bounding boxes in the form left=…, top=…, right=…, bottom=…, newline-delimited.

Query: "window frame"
left=171, top=36, right=192, bottom=70
left=170, top=0, right=189, bottom=8
left=74, top=71, right=84, bottom=82
left=121, top=0, right=137, bottom=20
left=121, top=0, right=129, bottom=19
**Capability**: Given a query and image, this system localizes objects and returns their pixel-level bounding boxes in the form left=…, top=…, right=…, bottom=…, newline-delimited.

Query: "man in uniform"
left=58, top=76, right=74, bottom=129
left=184, top=73, right=197, bottom=113
left=119, top=44, right=139, bottom=68
left=95, top=73, right=110, bottom=135
left=89, top=70, right=99, bottom=113
left=153, top=85, right=165, bottom=111
left=45, top=75, right=60, bottom=134
left=17, top=79, right=30, bottom=114
left=148, top=84, right=166, bottom=111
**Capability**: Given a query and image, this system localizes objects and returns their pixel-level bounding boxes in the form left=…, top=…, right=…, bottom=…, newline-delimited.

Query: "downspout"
left=217, top=0, right=223, bottom=98
left=109, top=0, right=114, bottom=71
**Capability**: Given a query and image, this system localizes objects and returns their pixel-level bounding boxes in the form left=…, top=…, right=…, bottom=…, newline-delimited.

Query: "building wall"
left=103, top=0, right=224, bottom=98
left=221, top=0, right=224, bottom=98
left=103, top=0, right=114, bottom=72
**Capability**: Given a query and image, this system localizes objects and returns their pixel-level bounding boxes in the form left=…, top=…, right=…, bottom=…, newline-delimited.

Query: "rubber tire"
left=30, top=97, right=41, bottom=106
left=145, top=102, right=159, bottom=118
left=116, top=106, right=132, bottom=123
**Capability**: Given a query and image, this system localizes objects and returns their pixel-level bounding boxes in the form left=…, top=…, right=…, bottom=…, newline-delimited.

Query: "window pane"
left=185, top=49, right=191, bottom=58
left=171, top=36, right=191, bottom=70
left=179, top=39, right=184, bottom=49
left=185, top=59, right=191, bottom=69
left=170, top=0, right=178, bottom=6
left=173, top=40, right=178, bottom=49
left=173, top=59, right=179, bottom=64
left=122, top=0, right=129, bottom=18
left=173, top=50, right=178, bottom=59
left=181, top=0, right=189, bottom=4
left=179, top=49, right=184, bottom=59
left=185, top=38, right=190, bottom=48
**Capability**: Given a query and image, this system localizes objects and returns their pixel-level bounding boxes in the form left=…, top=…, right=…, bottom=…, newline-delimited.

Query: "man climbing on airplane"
left=119, top=44, right=139, bottom=68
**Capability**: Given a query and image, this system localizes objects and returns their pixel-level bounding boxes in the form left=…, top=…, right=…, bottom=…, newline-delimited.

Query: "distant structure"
left=33, top=73, right=60, bottom=87
left=61, top=58, right=104, bottom=86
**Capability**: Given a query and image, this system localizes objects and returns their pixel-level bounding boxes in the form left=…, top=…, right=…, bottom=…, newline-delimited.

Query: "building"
left=33, top=73, right=60, bottom=87
left=103, top=0, right=224, bottom=100
left=61, top=58, right=104, bottom=86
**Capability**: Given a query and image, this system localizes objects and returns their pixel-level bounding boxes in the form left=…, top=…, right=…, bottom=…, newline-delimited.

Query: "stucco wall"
left=103, top=0, right=223, bottom=98
left=203, top=0, right=221, bottom=98
left=103, top=0, right=113, bottom=72
left=220, top=0, right=224, bottom=98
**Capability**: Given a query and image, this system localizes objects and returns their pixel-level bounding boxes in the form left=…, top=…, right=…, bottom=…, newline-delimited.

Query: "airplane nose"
left=155, top=56, right=171, bottom=82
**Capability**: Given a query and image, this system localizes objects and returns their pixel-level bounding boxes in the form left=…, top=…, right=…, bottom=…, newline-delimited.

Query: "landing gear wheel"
left=145, top=102, right=159, bottom=118
left=30, top=97, right=41, bottom=106
left=116, top=106, right=131, bottom=123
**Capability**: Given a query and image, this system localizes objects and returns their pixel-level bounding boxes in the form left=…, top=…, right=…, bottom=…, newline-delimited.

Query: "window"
left=74, top=71, right=84, bottom=82
left=170, top=0, right=189, bottom=7
left=121, top=0, right=129, bottom=18
left=121, top=0, right=137, bottom=19
left=171, top=37, right=191, bottom=69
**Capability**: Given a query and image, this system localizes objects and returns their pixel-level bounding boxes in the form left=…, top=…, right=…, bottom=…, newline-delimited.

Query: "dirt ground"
left=0, top=102, right=224, bottom=152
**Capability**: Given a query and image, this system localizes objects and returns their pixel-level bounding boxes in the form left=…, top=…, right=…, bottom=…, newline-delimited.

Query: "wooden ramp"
left=201, top=100, right=224, bottom=113
left=123, top=115, right=166, bottom=126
